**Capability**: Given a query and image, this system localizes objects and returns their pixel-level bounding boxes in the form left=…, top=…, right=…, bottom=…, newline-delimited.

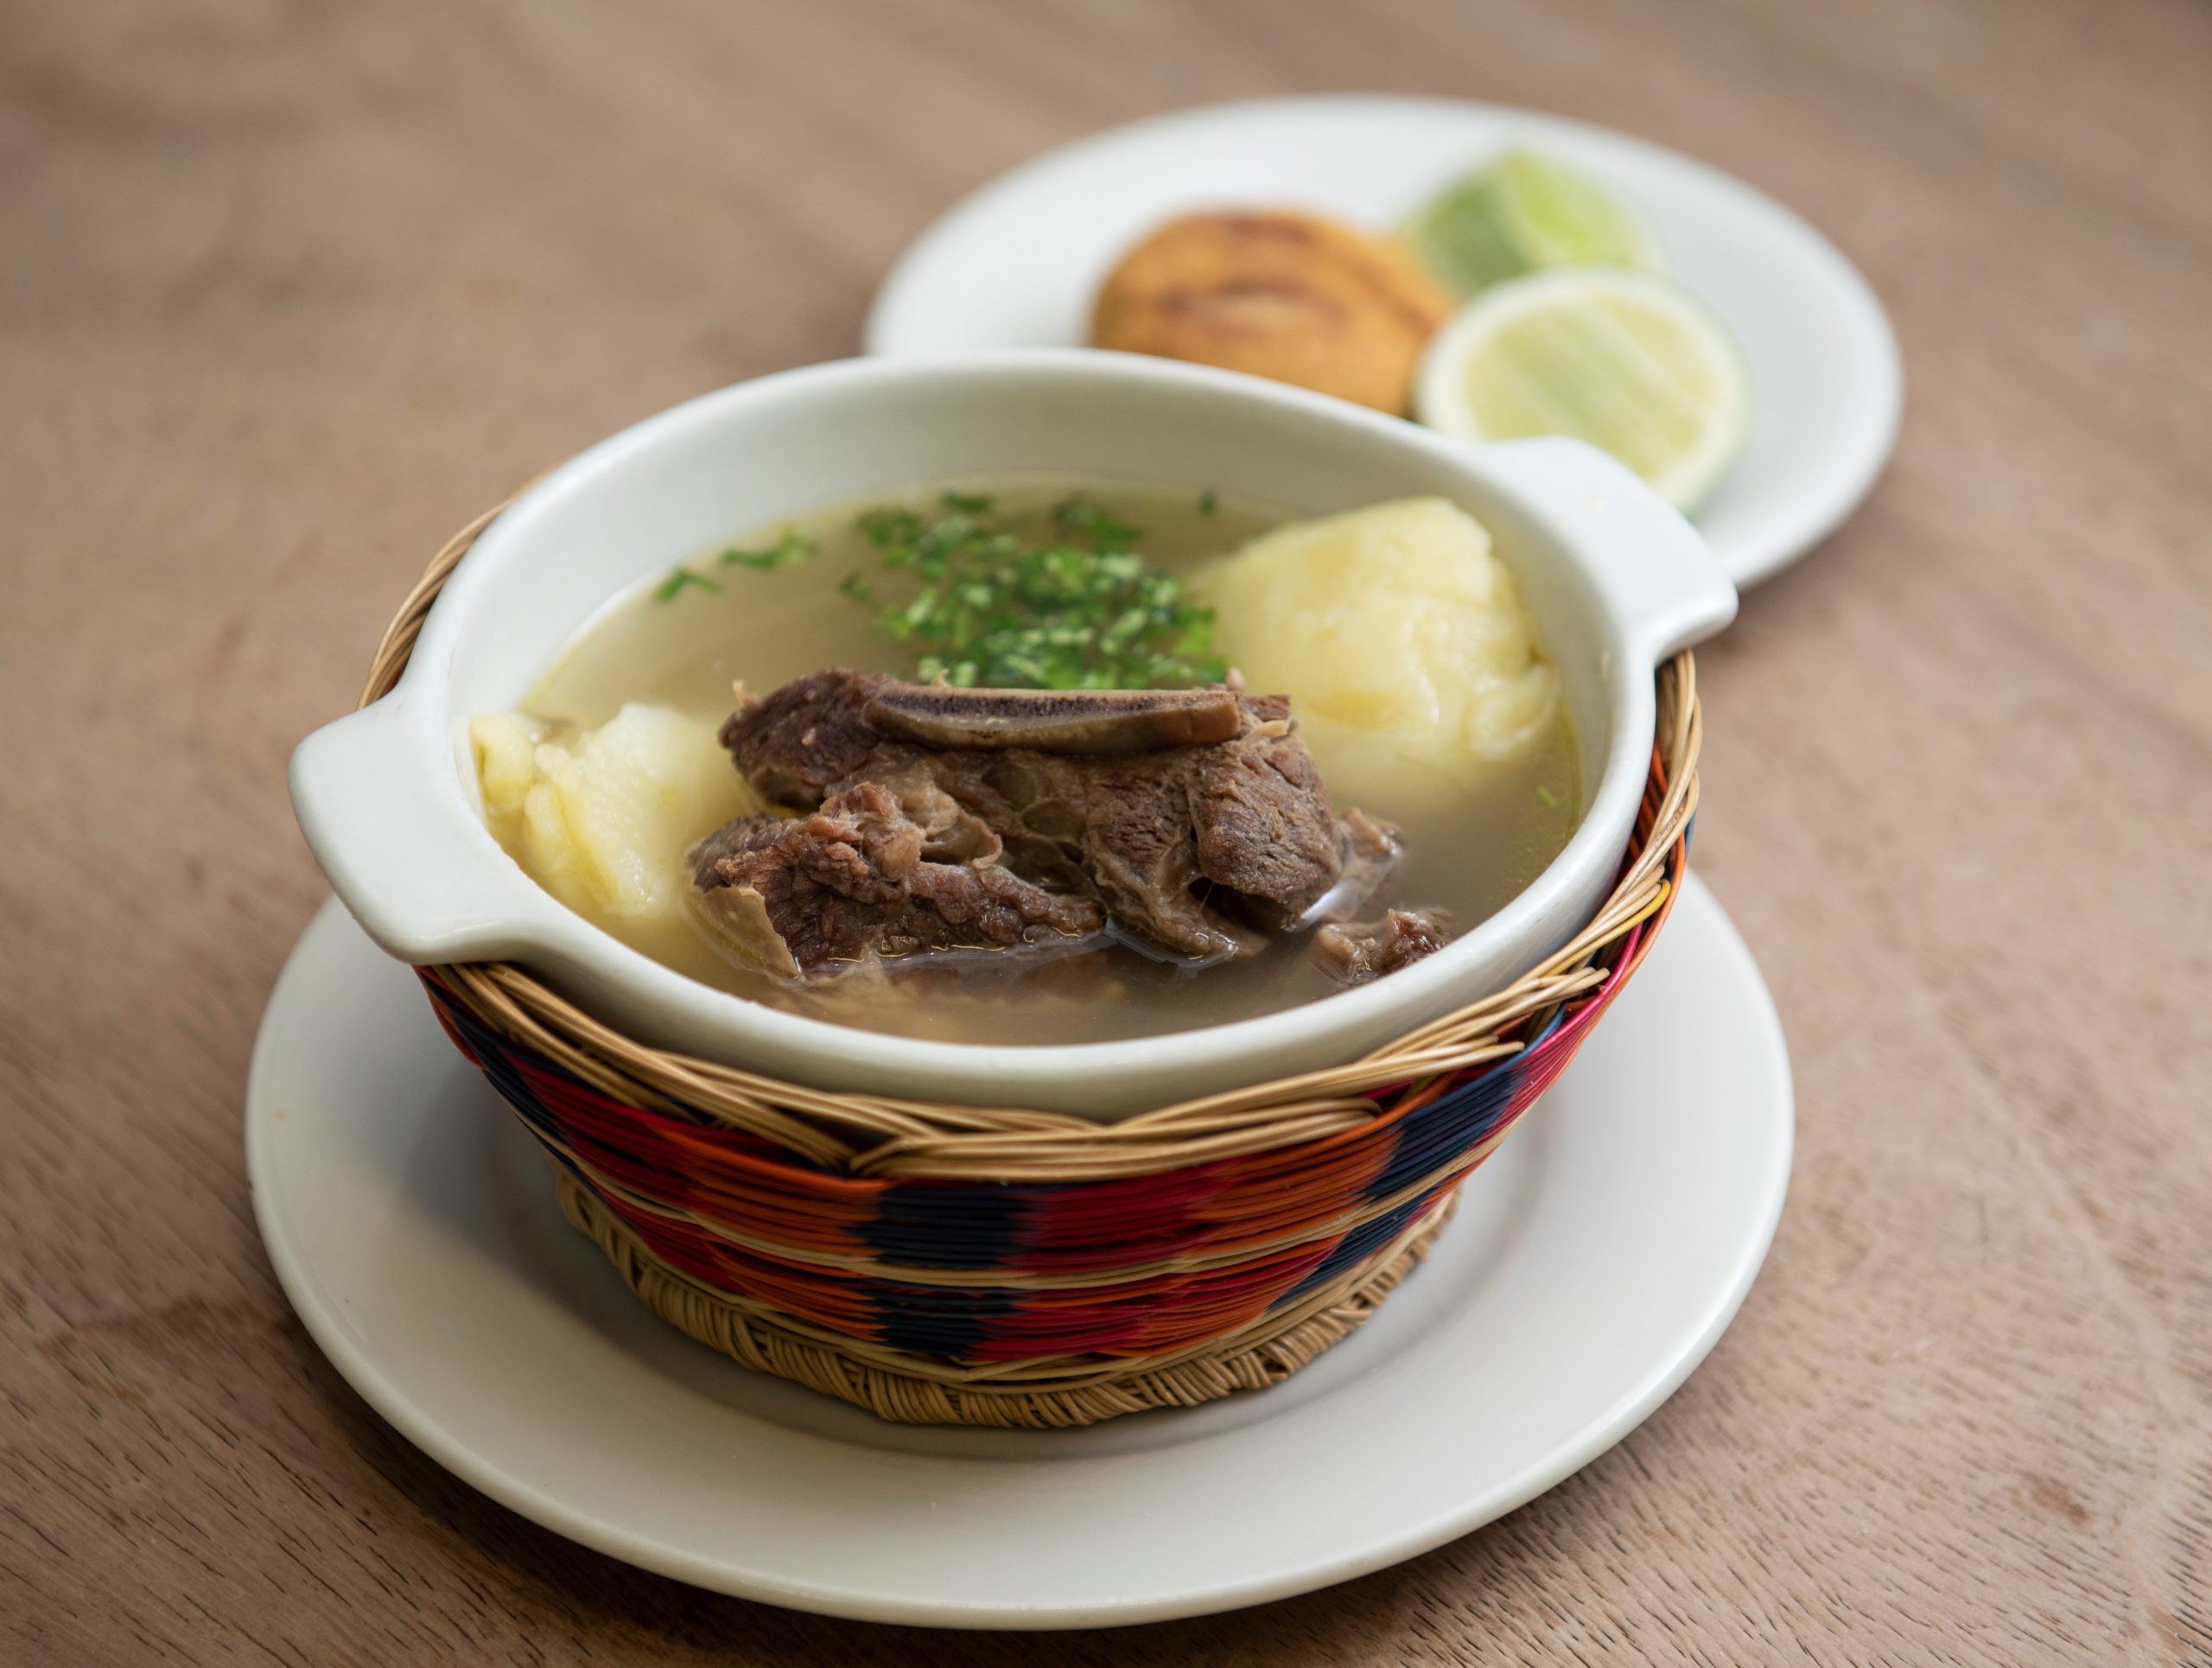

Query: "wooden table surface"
left=7, top=0, right=2209, bottom=1661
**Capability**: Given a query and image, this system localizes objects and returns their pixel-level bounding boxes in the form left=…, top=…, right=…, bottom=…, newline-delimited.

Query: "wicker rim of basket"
left=361, top=499, right=1700, bottom=1424
left=364, top=500, right=1700, bottom=1181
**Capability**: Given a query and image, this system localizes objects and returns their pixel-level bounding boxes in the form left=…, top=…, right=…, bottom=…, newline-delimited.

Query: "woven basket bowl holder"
left=367, top=508, right=1703, bottom=1429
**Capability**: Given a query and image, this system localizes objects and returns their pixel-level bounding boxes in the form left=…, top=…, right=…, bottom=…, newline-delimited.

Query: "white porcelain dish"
left=247, top=875, right=1793, bottom=1627
left=864, top=93, right=1904, bottom=589
left=290, top=351, right=1733, bottom=1116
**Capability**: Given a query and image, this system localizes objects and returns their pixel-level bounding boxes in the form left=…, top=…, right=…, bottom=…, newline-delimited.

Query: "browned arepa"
left=1090, top=209, right=1453, bottom=414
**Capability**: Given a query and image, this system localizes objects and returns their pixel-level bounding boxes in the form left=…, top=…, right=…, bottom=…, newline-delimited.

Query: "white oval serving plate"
left=866, top=93, right=1902, bottom=589
left=247, top=871, right=1792, bottom=1629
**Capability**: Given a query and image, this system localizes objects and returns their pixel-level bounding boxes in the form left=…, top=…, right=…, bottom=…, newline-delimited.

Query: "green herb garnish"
left=1198, top=489, right=1217, bottom=514
left=1535, top=784, right=1560, bottom=810
left=719, top=526, right=816, bottom=571
left=842, top=495, right=1224, bottom=690
left=654, top=566, right=721, bottom=602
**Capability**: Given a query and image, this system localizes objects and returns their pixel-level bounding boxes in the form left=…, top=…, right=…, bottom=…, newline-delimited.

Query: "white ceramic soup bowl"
left=292, top=351, right=1734, bottom=1117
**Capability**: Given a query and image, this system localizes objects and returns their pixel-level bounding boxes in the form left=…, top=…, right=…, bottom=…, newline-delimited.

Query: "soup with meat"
left=471, top=479, right=1579, bottom=1046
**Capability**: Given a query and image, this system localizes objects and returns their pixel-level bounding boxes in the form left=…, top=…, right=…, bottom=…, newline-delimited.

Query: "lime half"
left=1402, top=149, right=1666, bottom=298
left=1416, top=268, right=1752, bottom=512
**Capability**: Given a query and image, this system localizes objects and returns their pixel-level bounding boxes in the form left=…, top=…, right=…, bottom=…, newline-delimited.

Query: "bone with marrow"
left=864, top=682, right=1243, bottom=754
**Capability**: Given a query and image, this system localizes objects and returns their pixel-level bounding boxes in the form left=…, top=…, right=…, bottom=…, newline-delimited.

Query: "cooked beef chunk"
left=719, top=670, right=1344, bottom=963
left=1185, top=697, right=1343, bottom=930
left=1313, top=908, right=1452, bottom=986
left=687, top=780, right=1103, bottom=978
left=716, top=670, right=887, bottom=806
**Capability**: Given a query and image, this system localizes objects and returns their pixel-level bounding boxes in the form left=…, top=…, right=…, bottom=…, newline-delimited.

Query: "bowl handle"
left=289, top=697, right=522, bottom=965
left=1481, top=436, right=1739, bottom=661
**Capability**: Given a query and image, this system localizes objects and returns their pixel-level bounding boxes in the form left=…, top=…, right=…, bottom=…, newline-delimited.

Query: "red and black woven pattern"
left=421, top=824, right=1681, bottom=1369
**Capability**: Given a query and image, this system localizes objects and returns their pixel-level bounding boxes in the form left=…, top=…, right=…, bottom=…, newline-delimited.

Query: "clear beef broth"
left=523, top=478, right=1580, bottom=1046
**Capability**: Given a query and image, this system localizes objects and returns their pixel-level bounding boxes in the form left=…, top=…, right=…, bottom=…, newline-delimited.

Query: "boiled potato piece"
left=470, top=703, right=754, bottom=921
left=1201, top=498, right=1559, bottom=809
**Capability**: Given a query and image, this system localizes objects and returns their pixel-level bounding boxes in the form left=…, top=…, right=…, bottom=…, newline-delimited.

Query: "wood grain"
left=3, top=0, right=2209, bottom=1660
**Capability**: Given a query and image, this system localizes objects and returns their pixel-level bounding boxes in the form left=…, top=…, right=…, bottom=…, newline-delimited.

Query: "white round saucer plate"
left=865, top=94, right=1900, bottom=589
left=246, top=871, right=1791, bottom=1629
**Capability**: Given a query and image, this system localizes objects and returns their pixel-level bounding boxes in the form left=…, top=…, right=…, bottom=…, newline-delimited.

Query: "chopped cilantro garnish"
left=656, top=528, right=816, bottom=602
left=653, top=566, right=721, bottom=602
left=858, top=505, right=927, bottom=551
left=719, top=526, right=816, bottom=570
left=1535, top=784, right=1560, bottom=810
left=1198, top=489, right=1217, bottom=514
left=843, top=494, right=1224, bottom=690
left=1049, top=498, right=1142, bottom=549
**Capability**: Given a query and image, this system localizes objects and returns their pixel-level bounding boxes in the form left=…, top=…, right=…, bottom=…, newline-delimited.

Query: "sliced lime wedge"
left=1403, top=149, right=1667, bottom=299
left=1416, top=268, right=1752, bottom=512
